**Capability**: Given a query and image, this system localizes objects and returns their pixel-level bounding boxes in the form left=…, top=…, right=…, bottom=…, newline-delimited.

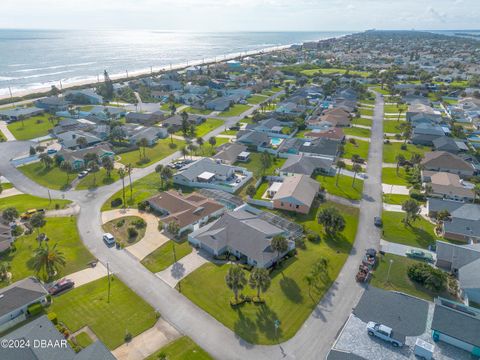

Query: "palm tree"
left=249, top=268, right=271, bottom=300
left=161, top=166, right=173, bottom=189
left=208, top=137, right=216, bottom=151
left=118, top=168, right=126, bottom=208
left=60, top=161, right=73, bottom=185
left=181, top=146, right=189, bottom=160
left=87, top=160, right=99, bottom=187
left=271, top=235, right=288, bottom=261
left=102, top=156, right=114, bottom=178
left=39, top=153, right=53, bottom=169
left=137, top=138, right=149, bottom=160
left=33, top=243, right=66, bottom=280
left=166, top=221, right=180, bottom=261
left=225, top=265, right=247, bottom=304
left=395, top=154, right=405, bottom=175
left=76, top=136, right=87, bottom=148
left=335, top=160, right=346, bottom=186
left=167, top=126, right=176, bottom=144
left=155, top=164, right=164, bottom=188
left=196, top=137, right=204, bottom=154
left=126, top=164, right=133, bottom=202
left=352, top=163, right=362, bottom=187
left=30, top=212, right=46, bottom=237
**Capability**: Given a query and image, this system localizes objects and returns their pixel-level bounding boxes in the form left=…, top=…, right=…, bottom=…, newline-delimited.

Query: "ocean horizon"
left=0, top=29, right=352, bottom=97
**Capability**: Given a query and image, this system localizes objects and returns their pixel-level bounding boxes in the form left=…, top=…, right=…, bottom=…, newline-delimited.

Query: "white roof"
left=238, top=151, right=250, bottom=157
left=198, top=171, right=216, bottom=181
left=267, top=182, right=283, bottom=193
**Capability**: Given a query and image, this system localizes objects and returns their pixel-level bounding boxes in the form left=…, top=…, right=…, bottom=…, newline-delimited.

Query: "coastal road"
left=0, top=92, right=384, bottom=360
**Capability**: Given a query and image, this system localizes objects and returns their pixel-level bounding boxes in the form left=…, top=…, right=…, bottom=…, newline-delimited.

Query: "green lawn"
left=371, top=86, right=392, bottom=95
left=75, top=168, right=119, bottom=190
left=218, top=104, right=252, bottom=117
left=382, top=167, right=410, bottom=186
left=102, top=216, right=146, bottom=247
left=233, top=152, right=285, bottom=179
left=18, top=163, right=72, bottom=190
left=118, top=138, right=184, bottom=167
left=181, top=202, right=359, bottom=344
left=343, top=139, right=370, bottom=160
left=382, top=211, right=437, bottom=249
left=384, top=104, right=407, bottom=113
left=160, top=102, right=182, bottom=111
left=371, top=254, right=452, bottom=301
left=343, top=127, right=371, bottom=138
left=194, top=118, right=224, bottom=137
left=1, top=182, right=13, bottom=190
left=183, top=107, right=213, bottom=116
left=383, top=120, right=405, bottom=134
left=351, top=117, right=372, bottom=127
left=247, top=94, right=269, bottom=104
left=253, top=181, right=270, bottom=200
left=146, top=337, right=212, bottom=360
left=0, top=194, right=71, bottom=213
left=0, top=217, right=94, bottom=285
left=316, top=174, right=363, bottom=201
left=383, top=143, right=428, bottom=163
left=382, top=194, right=411, bottom=205
left=220, top=129, right=238, bottom=136
left=141, top=240, right=193, bottom=273
left=301, top=68, right=370, bottom=77
left=74, top=332, right=93, bottom=349
left=48, top=276, right=157, bottom=349
left=7, top=114, right=55, bottom=140
left=358, top=108, right=373, bottom=117
left=358, top=99, right=375, bottom=105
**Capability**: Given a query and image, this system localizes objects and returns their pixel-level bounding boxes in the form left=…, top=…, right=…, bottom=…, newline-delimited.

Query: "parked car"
left=20, top=208, right=45, bottom=220
left=406, top=249, right=433, bottom=262
left=366, top=322, right=405, bottom=347
left=78, top=170, right=88, bottom=178
left=48, top=278, right=74, bottom=295
left=103, top=232, right=115, bottom=246
left=374, top=216, right=383, bottom=227
left=47, top=149, right=57, bottom=154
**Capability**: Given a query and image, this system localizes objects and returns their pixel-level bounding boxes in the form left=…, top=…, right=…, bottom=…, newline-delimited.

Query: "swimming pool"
left=270, top=137, right=283, bottom=146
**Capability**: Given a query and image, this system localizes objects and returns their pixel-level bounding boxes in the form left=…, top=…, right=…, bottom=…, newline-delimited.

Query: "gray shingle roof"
left=175, top=158, right=235, bottom=181
left=0, top=277, right=48, bottom=318
left=281, top=154, right=333, bottom=176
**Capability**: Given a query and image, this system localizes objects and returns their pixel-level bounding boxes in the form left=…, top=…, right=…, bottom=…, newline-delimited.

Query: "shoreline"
left=0, top=32, right=352, bottom=103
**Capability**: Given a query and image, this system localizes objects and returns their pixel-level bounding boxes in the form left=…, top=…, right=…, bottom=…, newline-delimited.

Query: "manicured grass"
left=194, top=118, right=224, bottom=137
left=7, top=114, right=55, bottom=140
left=301, top=68, right=370, bottom=77
left=218, top=104, right=252, bottom=117
left=181, top=202, right=359, bottom=344
left=75, top=168, right=119, bottom=190
left=371, top=253, right=452, bottom=301
left=358, top=108, right=373, bottom=117
left=351, top=117, right=372, bottom=127
left=102, top=216, right=146, bottom=247
left=382, top=211, right=437, bottom=249
left=48, top=276, right=157, bottom=349
left=316, top=173, right=363, bottom=200
left=18, top=163, right=72, bottom=190
left=0, top=194, right=71, bottom=213
left=233, top=152, right=285, bottom=179
left=247, top=94, right=268, bottom=104
left=371, top=86, right=392, bottom=95
left=383, top=143, right=428, bottom=163
left=383, top=119, right=405, bottom=134
left=160, top=102, right=182, bottom=111
left=74, top=332, right=93, bottom=348
left=146, top=337, right=212, bottom=360
left=118, top=138, right=184, bottom=167
left=384, top=104, right=407, bottom=113
left=141, top=240, right=192, bottom=273
left=382, top=167, right=410, bottom=186
left=343, top=139, right=370, bottom=160
left=220, top=129, right=238, bottom=136
left=343, top=126, right=371, bottom=138
left=382, top=194, right=411, bottom=205
left=358, top=99, right=375, bottom=105
left=0, top=182, right=13, bottom=190
left=184, top=107, right=213, bottom=115
left=253, top=181, right=270, bottom=200
left=0, top=217, right=94, bottom=284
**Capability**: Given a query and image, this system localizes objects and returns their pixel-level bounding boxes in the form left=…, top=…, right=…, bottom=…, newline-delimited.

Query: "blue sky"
left=0, top=0, right=479, bottom=31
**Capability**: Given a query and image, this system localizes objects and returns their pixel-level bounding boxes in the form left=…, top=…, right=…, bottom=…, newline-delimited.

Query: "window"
left=296, top=205, right=299, bottom=209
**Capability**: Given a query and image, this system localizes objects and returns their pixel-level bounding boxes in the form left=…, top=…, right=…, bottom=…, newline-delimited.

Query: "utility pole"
left=125, top=70, right=129, bottom=78
left=8, top=86, right=13, bottom=102
left=48, top=189, right=52, bottom=204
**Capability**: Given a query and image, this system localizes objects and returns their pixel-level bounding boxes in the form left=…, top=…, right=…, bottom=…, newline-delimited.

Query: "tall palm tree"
left=167, top=126, right=176, bottom=144
left=155, top=164, right=164, bottom=188
left=161, top=166, right=173, bottom=189
left=102, top=156, right=114, bottom=178
left=33, top=243, right=66, bottom=280
left=335, top=160, right=346, bottom=186
left=225, top=265, right=247, bottom=304
left=249, top=268, right=271, bottom=300
left=181, top=146, right=189, bottom=160
left=271, top=235, right=288, bottom=261
left=395, top=154, right=405, bottom=175
left=196, top=137, right=204, bottom=154
left=60, top=161, right=73, bottom=185
left=87, top=161, right=99, bottom=187
left=352, top=164, right=362, bottom=187
left=118, top=168, right=126, bottom=208
left=126, top=164, right=133, bottom=202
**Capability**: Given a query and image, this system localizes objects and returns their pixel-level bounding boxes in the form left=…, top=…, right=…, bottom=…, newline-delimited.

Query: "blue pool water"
left=270, top=137, right=283, bottom=146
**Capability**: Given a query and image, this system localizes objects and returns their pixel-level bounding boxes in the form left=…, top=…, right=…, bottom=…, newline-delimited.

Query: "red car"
left=48, top=278, right=74, bottom=295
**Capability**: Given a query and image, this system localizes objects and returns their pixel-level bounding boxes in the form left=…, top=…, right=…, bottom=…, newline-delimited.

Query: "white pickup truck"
left=366, top=322, right=405, bottom=347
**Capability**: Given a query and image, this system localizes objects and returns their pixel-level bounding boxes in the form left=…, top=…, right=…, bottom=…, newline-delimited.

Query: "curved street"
left=0, top=93, right=384, bottom=359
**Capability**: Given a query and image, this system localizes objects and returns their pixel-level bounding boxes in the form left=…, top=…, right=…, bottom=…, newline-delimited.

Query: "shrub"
left=409, top=190, right=426, bottom=202
left=407, top=262, right=447, bottom=291
left=137, top=201, right=148, bottom=211
left=47, top=312, right=58, bottom=325
left=307, top=233, right=320, bottom=242
left=169, top=143, right=177, bottom=149
left=116, top=219, right=125, bottom=227
left=11, top=226, right=23, bottom=237
left=132, top=218, right=146, bottom=229
left=125, top=332, right=133, bottom=342
left=27, top=302, right=43, bottom=316
left=55, top=203, right=60, bottom=210
left=111, top=198, right=123, bottom=207
left=127, top=227, right=138, bottom=239
left=400, top=144, right=407, bottom=150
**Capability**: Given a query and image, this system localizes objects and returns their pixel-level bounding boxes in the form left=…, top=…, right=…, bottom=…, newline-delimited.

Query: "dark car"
left=48, top=278, right=74, bottom=295
left=374, top=216, right=383, bottom=227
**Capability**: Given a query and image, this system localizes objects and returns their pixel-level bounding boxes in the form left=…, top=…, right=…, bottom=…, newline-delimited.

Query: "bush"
left=407, top=262, right=447, bottom=291
left=127, top=227, right=138, bottom=239
left=125, top=332, right=133, bottom=342
left=48, top=312, right=58, bottom=324
left=116, top=219, right=125, bottom=227
left=27, top=302, right=43, bottom=316
left=409, top=190, right=426, bottom=202
left=137, top=201, right=148, bottom=211
left=400, top=144, right=407, bottom=150
left=169, top=143, right=177, bottom=149
left=307, top=233, right=320, bottom=242
left=55, top=203, right=60, bottom=210
left=11, top=226, right=23, bottom=237
left=111, top=198, right=123, bottom=208
left=132, top=218, right=146, bottom=229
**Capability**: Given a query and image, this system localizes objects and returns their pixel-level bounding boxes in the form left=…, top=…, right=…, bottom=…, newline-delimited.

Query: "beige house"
left=421, top=151, right=475, bottom=178
left=271, top=175, right=320, bottom=214
left=422, top=171, right=475, bottom=202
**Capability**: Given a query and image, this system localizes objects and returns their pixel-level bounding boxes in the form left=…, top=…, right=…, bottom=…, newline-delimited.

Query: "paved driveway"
left=67, top=262, right=108, bottom=288
left=156, top=249, right=210, bottom=288
left=380, top=239, right=436, bottom=260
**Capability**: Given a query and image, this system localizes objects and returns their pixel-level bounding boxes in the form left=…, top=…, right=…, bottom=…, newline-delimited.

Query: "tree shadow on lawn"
left=405, top=225, right=435, bottom=248
left=255, top=304, right=283, bottom=341
left=279, top=276, right=304, bottom=304
left=233, top=308, right=258, bottom=347
left=323, top=233, right=353, bottom=254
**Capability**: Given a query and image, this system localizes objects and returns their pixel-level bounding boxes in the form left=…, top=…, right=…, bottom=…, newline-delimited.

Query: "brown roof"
left=148, top=190, right=224, bottom=228
left=427, top=172, right=475, bottom=198
left=421, top=151, right=474, bottom=172
left=304, top=127, right=345, bottom=140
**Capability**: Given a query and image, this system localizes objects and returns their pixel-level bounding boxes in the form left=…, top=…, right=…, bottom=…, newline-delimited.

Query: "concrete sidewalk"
left=0, top=121, right=16, bottom=141
left=0, top=187, right=23, bottom=198
left=382, top=184, right=410, bottom=195
left=156, top=249, right=210, bottom=288
left=67, top=262, right=108, bottom=288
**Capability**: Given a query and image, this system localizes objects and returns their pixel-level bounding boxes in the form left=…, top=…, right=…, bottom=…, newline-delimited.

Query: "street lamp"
left=386, top=259, right=394, bottom=283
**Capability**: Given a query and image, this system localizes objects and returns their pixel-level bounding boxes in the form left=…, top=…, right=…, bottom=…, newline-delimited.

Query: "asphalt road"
left=0, top=92, right=384, bottom=360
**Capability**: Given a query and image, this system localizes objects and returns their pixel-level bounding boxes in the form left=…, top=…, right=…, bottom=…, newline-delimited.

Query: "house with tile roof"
left=271, top=175, right=320, bottom=214
left=422, top=171, right=475, bottom=202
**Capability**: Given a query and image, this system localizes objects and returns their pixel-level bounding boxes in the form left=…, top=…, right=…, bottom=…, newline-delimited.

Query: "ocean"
left=0, top=29, right=351, bottom=97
